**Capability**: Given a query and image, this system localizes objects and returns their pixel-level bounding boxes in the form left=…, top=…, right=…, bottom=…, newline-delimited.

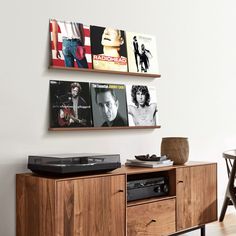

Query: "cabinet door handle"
left=118, top=189, right=124, bottom=192
left=177, top=180, right=183, bottom=184
left=146, top=219, right=157, bottom=226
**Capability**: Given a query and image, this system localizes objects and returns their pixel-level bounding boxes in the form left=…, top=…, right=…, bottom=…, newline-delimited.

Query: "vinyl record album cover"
left=126, top=85, right=159, bottom=126
left=49, top=19, right=92, bottom=69
left=50, top=80, right=92, bottom=128
left=90, top=26, right=128, bottom=72
left=90, top=83, right=128, bottom=127
left=126, top=32, right=159, bottom=74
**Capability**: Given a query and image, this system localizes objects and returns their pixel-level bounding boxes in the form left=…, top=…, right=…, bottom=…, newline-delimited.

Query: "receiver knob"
left=154, top=186, right=161, bottom=193
left=163, top=184, right=169, bottom=193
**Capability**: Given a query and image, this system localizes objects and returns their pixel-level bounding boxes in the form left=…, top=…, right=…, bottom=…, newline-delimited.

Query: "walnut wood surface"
left=48, top=125, right=161, bottom=131
left=176, top=164, right=217, bottom=231
left=16, top=162, right=217, bottom=236
left=127, top=198, right=176, bottom=236
left=16, top=175, right=56, bottom=236
left=127, top=196, right=176, bottom=207
left=49, top=65, right=161, bottom=78
left=56, top=175, right=126, bottom=236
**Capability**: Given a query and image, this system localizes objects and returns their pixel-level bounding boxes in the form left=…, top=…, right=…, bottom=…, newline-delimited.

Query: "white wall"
left=1, top=0, right=236, bottom=235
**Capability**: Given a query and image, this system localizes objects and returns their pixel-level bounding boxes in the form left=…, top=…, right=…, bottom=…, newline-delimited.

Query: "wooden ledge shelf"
left=48, top=125, right=161, bottom=131
left=49, top=65, right=161, bottom=78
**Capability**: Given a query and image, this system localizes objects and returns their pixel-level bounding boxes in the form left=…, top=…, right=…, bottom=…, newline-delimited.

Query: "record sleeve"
left=126, top=84, right=159, bottom=126
left=49, top=19, right=92, bottom=69
left=90, top=26, right=128, bottom=72
left=50, top=80, right=92, bottom=128
left=126, top=32, right=159, bottom=74
left=90, top=83, right=128, bottom=127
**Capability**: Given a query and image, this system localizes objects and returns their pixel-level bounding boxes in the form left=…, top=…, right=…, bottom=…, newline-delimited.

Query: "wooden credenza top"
left=17, top=161, right=217, bottom=180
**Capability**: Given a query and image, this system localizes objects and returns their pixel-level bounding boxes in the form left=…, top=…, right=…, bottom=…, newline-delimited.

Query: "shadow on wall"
left=0, top=163, right=28, bottom=236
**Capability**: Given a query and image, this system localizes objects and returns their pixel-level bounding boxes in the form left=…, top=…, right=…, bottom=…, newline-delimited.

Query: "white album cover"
left=126, top=32, right=159, bottom=74
left=126, top=85, right=159, bottom=126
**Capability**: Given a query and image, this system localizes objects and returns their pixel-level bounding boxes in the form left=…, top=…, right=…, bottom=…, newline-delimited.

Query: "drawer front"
left=127, top=199, right=176, bottom=236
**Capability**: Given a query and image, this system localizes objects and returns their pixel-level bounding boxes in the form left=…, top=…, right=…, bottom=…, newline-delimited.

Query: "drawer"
left=127, top=198, right=176, bottom=236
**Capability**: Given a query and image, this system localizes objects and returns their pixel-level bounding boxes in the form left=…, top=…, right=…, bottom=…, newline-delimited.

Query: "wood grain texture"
left=16, top=175, right=26, bottom=236
left=16, top=175, right=56, bottom=236
left=56, top=174, right=126, bottom=236
left=48, top=125, right=161, bottom=131
left=127, top=198, right=176, bottom=236
left=49, top=65, right=161, bottom=78
left=16, top=162, right=217, bottom=236
left=176, top=164, right=217, bottom=231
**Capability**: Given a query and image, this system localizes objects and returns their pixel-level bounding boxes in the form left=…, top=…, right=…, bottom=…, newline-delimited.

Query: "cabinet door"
left=176, top=164, right=217, bottom=231
left=56, top=174, right=126, bottom=236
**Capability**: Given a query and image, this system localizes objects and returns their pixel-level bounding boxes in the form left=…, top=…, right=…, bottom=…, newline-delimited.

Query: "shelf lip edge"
left=49, top=65, right=161, bottom=78
left=48, top=126, right=161, bottom=131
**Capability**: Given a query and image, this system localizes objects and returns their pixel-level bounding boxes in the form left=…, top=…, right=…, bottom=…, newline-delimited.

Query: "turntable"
left=28, top=153, right=121, bottom=175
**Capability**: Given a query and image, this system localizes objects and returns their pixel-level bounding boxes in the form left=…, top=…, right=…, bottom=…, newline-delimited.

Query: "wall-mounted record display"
left=49, top=19, right=160, bottom=78
left=49, top=80, right=160, bottom=131
left=48, top=19, right=161, bottom=131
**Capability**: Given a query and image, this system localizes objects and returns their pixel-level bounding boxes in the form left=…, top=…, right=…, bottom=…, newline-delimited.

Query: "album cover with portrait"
left=49, top=19, right=92, bottom=69
left=90, top=83, right=128, bottom=127
left=126, top=32, right=159, bottom=74
left=50, top=80, right=93, bottom=128
left=90, top=26, right=128, bottom=72
left=126, top=85, right=159, bottom=126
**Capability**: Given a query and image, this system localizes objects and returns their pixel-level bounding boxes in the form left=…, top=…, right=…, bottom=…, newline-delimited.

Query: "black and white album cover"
left=126, top=85, right=159, bottom=126
left=90, top=26, right=128, bottom=72
left=90, top=83, right=128, bottom=127
left=126, top=32, right=159, bottom=74
left=50, top=80, right=92, bottom=128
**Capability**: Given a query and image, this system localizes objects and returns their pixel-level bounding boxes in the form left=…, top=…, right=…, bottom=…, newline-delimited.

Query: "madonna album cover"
left=126, top=32, right=159, bottom=74
left=49, top=19, right=92, bottom=69
left=50, top=80, right=92, bottom=128
left=90, top=26, right=128, bottom=72
left=126, top=85, right=159, bottom=126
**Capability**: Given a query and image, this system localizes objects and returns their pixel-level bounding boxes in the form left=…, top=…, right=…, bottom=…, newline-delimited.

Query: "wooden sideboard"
left=16, top=162, right=217, bottom=236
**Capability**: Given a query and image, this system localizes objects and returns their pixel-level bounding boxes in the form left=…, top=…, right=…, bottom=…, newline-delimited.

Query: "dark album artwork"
left=126, top=32, right=159, bottom=74
left=90, top=83, right=128, bottom=127
left=49, top=19, right=92, bottom=69
left=126, top=85, right=159, bottom=126
left=50, top=80, right=92, bottom=128
left=90, top=26, right=128, bottom=72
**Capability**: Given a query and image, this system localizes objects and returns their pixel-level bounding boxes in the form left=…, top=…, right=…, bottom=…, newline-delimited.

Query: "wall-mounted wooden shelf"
left=48, top=125, right=161, bottom=131
left=49, top=65, right=161, bottom=78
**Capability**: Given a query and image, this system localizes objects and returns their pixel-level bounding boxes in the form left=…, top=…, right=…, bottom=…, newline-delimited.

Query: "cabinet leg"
left=200, top=225, right=205, bottom=236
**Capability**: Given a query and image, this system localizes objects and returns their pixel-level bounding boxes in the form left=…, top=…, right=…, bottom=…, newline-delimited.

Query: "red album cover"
left=49, top=19, right=92, bottom=69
